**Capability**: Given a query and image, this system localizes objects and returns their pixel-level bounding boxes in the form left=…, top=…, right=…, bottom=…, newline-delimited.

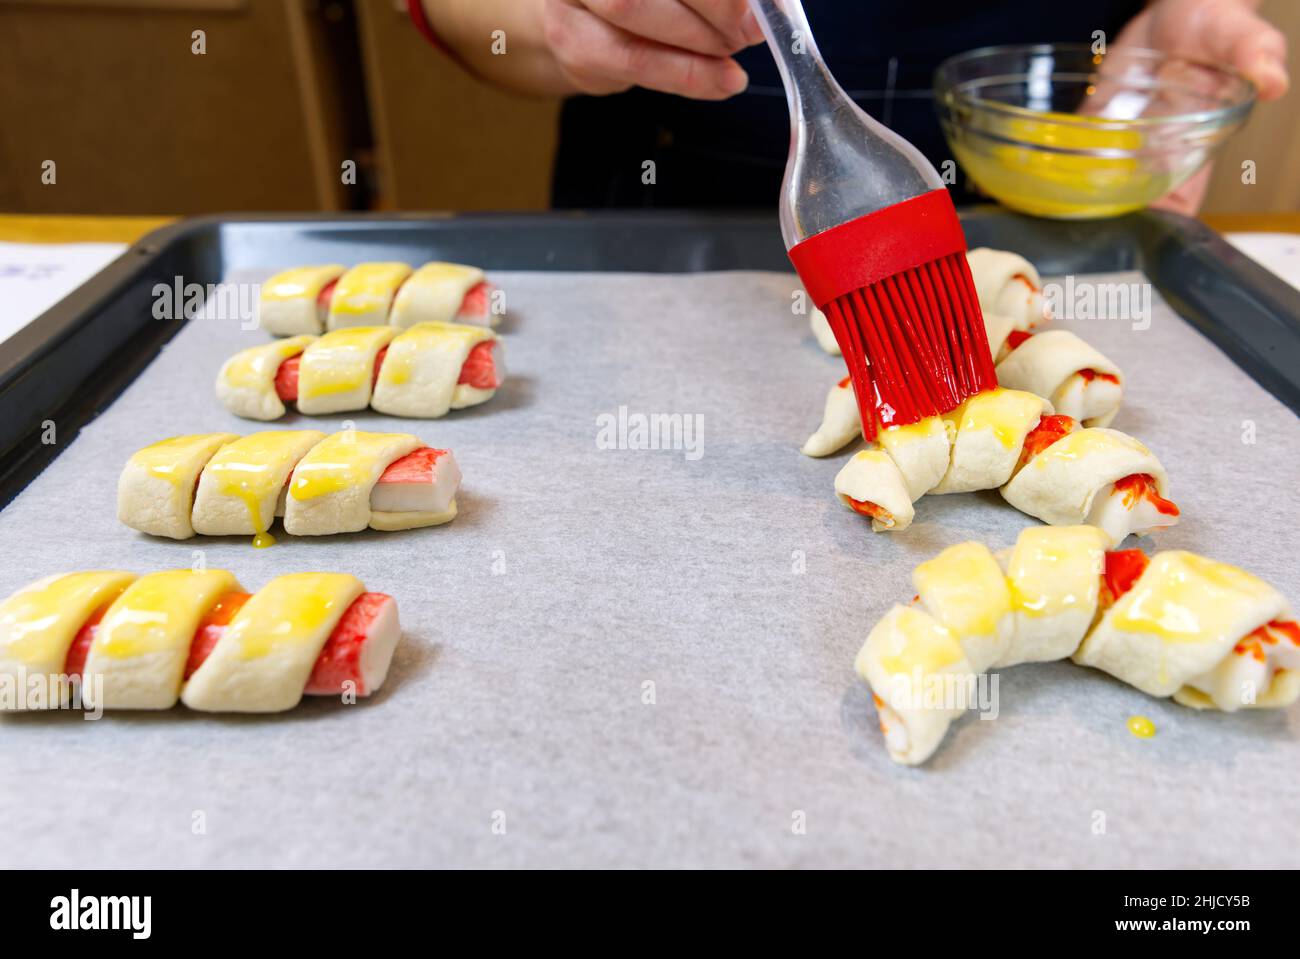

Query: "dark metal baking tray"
left=2, top=207, right=1298, bottom=506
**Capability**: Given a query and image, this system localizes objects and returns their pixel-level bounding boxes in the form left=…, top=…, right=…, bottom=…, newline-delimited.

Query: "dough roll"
left=0, top=570, right=401, bottom=714
left=257, top=261, right=500, bottom=336
left=803, top=328, right=1123, bottom=456
left=120, top=430, right=462, bottom=544
left=831, top=388, right=1179, bottom=541
left=1074, top=549, right=1300, bottom=711
left=217, top=321, right=505, bottom=421
left=855, top=528, right=1299, bottom=765
left=965, top=247, right=1048, bottom=331
left=802, top=376, right=859, bottom=458
left=990, top=328, right=1123, bottom=428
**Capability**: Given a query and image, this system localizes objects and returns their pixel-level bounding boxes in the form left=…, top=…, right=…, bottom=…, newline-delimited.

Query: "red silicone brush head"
left=790, top=190, right=997, bottom=441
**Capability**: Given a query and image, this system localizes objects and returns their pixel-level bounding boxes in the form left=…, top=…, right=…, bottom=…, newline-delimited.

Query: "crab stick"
left=123, top=431, right=463, bottom=542
left=272, top=340, right=500, bottom=404
left=218, top=322, right=505, bottom=421
left=183, top=590, right=400, bottom=698
left=259, top=261, right=500, bottom=336
left=0, top=571, right=405, bottom=713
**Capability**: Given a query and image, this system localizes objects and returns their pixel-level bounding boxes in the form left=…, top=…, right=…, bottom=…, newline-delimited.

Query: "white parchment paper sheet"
left=1, top=268, right=1297, bottom=868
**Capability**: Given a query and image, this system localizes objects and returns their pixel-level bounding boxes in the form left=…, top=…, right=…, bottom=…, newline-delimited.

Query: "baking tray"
left=2, top=209, right=1300, bottom=869
left=2, top=208, right=1298, bottom=507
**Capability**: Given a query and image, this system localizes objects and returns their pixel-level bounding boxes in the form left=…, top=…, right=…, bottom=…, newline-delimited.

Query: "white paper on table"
left=0, top=241, right=128, bottom=347
left=1225, top=232, right=1300, bottom=292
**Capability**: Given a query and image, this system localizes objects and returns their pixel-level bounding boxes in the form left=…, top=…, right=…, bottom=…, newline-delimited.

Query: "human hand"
left=1119, top=0, right=1288, bottom=215
left=540, top=0, right=765, bottom=99
left=1117, top=0, right=1289, bottom=100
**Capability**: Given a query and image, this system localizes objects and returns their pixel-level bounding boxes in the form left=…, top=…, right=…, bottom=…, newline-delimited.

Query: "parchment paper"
left=1, top=267, right=1297, bottom=868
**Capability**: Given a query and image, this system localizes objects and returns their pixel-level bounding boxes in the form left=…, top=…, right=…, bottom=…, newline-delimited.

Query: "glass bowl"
left=934, top=43, right=1256, bottom=219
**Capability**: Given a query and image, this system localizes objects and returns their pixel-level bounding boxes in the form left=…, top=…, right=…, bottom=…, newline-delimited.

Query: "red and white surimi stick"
left=452, top=281, right=495, bottom=326
left=179, top=592, right=400, bottom=696
left=318, top=273, right=496, bottom=328
left=370, top=446, right=461, bottom=514
left=61, top=591, right=399, bottom=698
left=62, top=604, right=111, bottom=679
left=272, top=340, right=501, bottom=405
left=123, top=432, right=463, bottom=542
left=302, top=592, right=402, bottom=696
left=1, top=572, right=407, bottom=713
left=270, top=445, right=460, bottom=515
left=258, top=262, right=499, bottom=337
left=218, top=321, right=504, bottom=422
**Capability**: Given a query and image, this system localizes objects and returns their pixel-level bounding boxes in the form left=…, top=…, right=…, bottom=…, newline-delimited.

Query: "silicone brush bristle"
left=789, top=191, right=999, bottom=441
left=823, top=254, right=996, bottom=439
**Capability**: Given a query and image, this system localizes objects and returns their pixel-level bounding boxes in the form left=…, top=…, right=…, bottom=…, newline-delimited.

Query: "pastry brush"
left=750, top=0, right=996, bottom=440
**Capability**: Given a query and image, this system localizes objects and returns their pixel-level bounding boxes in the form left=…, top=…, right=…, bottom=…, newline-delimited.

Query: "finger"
left=579, top=0, right=746, bottom=57
left=680, top=0, right=766, bottom=49
left=549, top=2, right=750, bottom=99
left=1163, top=0, right=1289, bottom=99
left=1149, top=163, right=1213, bottom=216
left=739, top=7, right=766, bottom=46
left=1201, top=3, right=1288, bottom=100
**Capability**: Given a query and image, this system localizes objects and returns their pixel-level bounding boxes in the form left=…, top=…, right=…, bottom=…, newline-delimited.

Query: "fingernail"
left=741, top=11, right=766, bottom=45
left=1250, top=57, right=1288, bottom=97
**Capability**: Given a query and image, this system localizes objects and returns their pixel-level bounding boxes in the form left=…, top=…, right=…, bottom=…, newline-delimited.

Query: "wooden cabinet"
left=1203, top=1, right=1300, bottom=214
left=0, top=0, right=354, bottom=213
left=0, top=0, right=1290, bottom=215
left=352, top=0, right=558, bottom=211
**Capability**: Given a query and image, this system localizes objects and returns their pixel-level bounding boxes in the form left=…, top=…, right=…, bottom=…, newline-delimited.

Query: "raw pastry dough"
left=855, top=605, right=977, bottom=766
left=0, top=570, right=402, bottom=713
left=257, top=261, right=500, bottom=336
left=372, top=321, right=502, bottom=418
left=1074, top=550, right=1299, bottom=710
left=988, top=327, right=1124, bottom=428
left=216, top=322, right=505, bottom=421
left=1000, top=427, right=1173, bottom=532
left=834, top=450, right=914, bottom=532
left=297, top=325, right=398, bottom=416
left=82, top=569, right=241, bottom=710
left=327, top=262, right=413, bottom=329
left=803, top=324, right=1123, bottom=456
left=285, top=431, right=421, bottom=536
left=390, top=262, right=495, bottom=328
left=215, top=335, right=316, bottom=421
left=831, top=388, right=1178, bottom=541
left=855, top=527, right=1299, bottom=765
left=182, top=572, right=365, bottom=712
left=965, top=247, right=1048, bottom=331
left=809, top=306, right=840, bottom=355
left=115, top=433, right=239, bottom=539
left=257, top=266, right=345, bottom=337
left=191, top=431, right=326, bottom=537
left=120, top=431, right=461, bottom=542
left=0, top=571, right=135, bottom=707
left=801, top=376, right=859, bottom=457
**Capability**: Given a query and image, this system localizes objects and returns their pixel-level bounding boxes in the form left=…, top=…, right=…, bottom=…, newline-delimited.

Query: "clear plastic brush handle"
left=749, top=0, right=944, bottom=249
